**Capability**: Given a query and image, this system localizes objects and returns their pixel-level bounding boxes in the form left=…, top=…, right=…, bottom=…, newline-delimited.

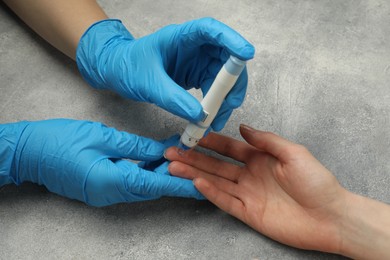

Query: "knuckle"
left=200, top=17, right=217, bottom=24
left=292, top=143, right=309, bottom=154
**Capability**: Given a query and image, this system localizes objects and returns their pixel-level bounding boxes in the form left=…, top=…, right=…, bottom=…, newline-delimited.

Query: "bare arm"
left=340, top=193, right=390, bottom=259
left=166, top=124, right=390, bottom=259
left=3, top=0, right=108, bottom=59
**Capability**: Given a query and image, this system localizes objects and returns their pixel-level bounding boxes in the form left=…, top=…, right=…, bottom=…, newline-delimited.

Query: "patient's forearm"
left=3, top=0, right=108, bottom=59
left=340, top=191, right=390, bottom=259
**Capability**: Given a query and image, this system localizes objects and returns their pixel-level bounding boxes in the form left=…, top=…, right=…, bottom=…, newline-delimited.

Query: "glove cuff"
left=76, top=19, right=134, bottom=90
left=0, top=121, right=30, bottom=186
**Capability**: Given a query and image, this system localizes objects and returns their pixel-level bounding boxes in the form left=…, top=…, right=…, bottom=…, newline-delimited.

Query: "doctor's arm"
left=3, top=0, right=107, bottom=59
left=3, top=0, right=255, bottom=128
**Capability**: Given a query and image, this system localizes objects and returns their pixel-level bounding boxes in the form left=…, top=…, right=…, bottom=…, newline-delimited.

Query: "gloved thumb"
left=131, top=168, right=205, bottom=200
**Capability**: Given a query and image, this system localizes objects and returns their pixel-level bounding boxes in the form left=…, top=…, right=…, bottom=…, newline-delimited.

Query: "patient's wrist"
left=339, top=191, right=390, bottom=259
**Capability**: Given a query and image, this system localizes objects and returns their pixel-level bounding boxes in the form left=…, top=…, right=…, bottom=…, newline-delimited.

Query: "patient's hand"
left=165, top=124, right=346, bottom=254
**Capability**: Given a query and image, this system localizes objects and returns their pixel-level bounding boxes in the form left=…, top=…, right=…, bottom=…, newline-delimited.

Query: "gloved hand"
left=0, top=119, right=203, bottom=207
left=76, top=18, right=255, bottom=131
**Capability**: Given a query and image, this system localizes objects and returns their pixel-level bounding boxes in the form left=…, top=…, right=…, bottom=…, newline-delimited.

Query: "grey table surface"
left=1, top=0, right=389, bottom=259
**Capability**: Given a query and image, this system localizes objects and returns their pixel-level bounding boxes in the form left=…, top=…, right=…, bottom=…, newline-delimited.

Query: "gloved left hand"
left=76, top=18, right=255, bottom=131
left=0, top=119, right=203, bottom=207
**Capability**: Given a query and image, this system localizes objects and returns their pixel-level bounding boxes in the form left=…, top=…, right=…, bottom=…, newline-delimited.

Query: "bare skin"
left=165, top=124, right=390, bottom=259
left=3, top=0, right=108, bottom=59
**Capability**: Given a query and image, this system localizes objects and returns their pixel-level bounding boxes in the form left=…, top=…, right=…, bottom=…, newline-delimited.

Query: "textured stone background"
left=1, top=0, right=389, bottom=259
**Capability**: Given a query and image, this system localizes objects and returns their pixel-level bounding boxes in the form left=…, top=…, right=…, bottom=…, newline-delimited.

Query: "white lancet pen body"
left=179, top=56, right=247, bottom=150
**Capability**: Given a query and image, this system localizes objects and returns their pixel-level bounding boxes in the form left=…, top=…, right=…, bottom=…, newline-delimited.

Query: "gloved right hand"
left=0, top=119, right=202, bottom=207
left=76, top=18, right=255, bottom=131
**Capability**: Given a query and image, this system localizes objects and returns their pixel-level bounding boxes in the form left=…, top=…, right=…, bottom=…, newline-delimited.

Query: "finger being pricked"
left=165, top=146, right=241, bottom=182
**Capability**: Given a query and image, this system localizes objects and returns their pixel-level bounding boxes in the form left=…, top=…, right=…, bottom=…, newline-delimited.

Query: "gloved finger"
left=178, top=17, right=255, bottom=61
left=138, top=160, right=170, bottom=175
left=101, top=124, right=165, bottom=161
left=85, top=159, right=158, bottom=206
left=138, top=157, right=166, bottom=171
left=211, top=106, right=234, bottom=132
left=150, top=68, right=204, bottom=122
left=137, top=160, right=147, bottom=169
left=117, top=160, right=205, bottom=200
left=153, top=161, right=170, bottom=175
left=201, top=45, right=230, bottom=62
left=138, top=134, right=180, bottom=170
left=159, top=134, right=181, bottom=148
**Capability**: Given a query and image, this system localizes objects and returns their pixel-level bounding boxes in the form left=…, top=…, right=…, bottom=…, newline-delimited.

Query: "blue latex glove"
left=76, top=18, right=255, bottom=131
left=0, top=119, right=203, bottom=207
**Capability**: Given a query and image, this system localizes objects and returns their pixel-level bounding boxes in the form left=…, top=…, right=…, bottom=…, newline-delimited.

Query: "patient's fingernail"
left=240, top=124, right=255, bottom=132
left=163, top=150, right=169, bottom=160
left=193, top=178, right=199, bottom=186
left=179, top=147, right=189, bottom=157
